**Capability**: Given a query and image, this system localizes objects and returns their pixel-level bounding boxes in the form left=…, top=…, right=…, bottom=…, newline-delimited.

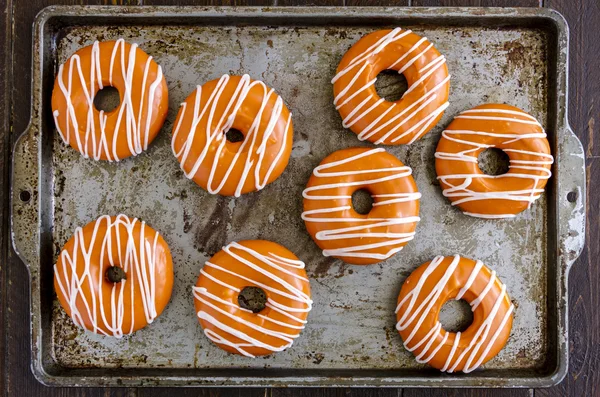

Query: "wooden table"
left=1, top=0, right=597, bottom=396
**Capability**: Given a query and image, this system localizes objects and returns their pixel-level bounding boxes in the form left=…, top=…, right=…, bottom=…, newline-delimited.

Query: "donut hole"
left=105, top=266, right=127, bottom=283
left=352, top=188, right=374, bottom=215
left=93, top=86, right=120, bottom=112
left=238, top=286, right=267, bottom=313
left=226, top=128, right=245, bottom=143
left=375, top=70, right=408, bottom=102
left=478, top=148, right=510, bottom=176
left=439, top=299, right=474, bottom=333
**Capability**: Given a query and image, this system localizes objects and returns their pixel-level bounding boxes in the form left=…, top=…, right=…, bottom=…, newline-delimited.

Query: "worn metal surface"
left=10, top=6, right=585, bottom=388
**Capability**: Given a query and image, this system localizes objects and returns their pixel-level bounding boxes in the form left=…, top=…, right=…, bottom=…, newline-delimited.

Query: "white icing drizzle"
left=302, top=148, right=421, bottom=260
left=172, top=74, right=292, bottom=197
left=193, top=242, right=312, bottom=358
left=53, top=39, right=164, bottom=162
left=332, top=28, right=450, bottom=144
left=395, top=255, right=514, bottom=373
left=54, top=215, right=162, bottom=338
left=435, top=108, right=553, bottom=219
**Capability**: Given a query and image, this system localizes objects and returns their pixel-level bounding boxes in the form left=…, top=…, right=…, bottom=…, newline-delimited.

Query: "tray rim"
left=9, top=5, right=586, bottom=388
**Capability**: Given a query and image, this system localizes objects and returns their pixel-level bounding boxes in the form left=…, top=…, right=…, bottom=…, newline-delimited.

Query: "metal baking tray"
left=10, top=5, right=585, bottom=388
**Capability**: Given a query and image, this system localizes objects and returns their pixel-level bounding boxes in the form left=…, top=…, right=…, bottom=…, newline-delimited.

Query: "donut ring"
left=435, top=104, right=553, bottom=219
left=172, top=74, right=293, bottom=197
left=302, top=147, right=421, bottom=265
left=395, top=255, right=514, bottom=373
left=332, top=28, right=450, bottom=145
left=54, top=215, right=174, bottom=337
left=51, top=39, right=169, bottom=161
left=193, top=240, right=312, bottom=357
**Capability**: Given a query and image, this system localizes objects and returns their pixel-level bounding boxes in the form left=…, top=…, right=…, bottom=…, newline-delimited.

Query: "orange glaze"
left=171, top=74, right=293, bottom=197
left=332, top=28, right=450, bottom=145
left=435, top=104, right=553, bottom=219
left=396, top=255, right=514, bottom=373
left=302, top=147, right=421, bottom=265
left=193, top=240, right=312, bottom=357
left=54, top=215, right=174, bottom=337
left=51, top=39, right=169, bottom=161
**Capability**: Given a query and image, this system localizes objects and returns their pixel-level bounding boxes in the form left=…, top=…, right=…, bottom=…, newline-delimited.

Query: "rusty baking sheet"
left=10, top=6, right=585, bottom=387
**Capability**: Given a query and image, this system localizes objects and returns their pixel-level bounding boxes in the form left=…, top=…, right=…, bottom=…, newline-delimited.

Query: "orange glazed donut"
left=51, top=39, right=169, bottom=161
left=54, top=215, right=174, bottom=337
left=332, top=28, right=450, bottom=145
left=396, top=255, right=514, bottom=373
left=172, top=74, right=293, bottom=197
left=193, top=240, right=312, bottom=357
left=302, top=147, right=421, bottom=265
left=435, top=104, right=553, bottom=219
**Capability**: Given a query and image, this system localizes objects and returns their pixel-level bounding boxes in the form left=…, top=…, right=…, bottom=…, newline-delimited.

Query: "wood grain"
left=1, top=0, right=597, bottom=396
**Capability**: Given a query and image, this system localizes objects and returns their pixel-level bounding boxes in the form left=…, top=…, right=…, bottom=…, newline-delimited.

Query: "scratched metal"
left=10, top=7, right=586, bottom=387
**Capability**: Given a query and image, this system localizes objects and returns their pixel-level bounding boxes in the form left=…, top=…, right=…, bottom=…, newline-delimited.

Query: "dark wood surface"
left=1, top=0, right=598, bottom=396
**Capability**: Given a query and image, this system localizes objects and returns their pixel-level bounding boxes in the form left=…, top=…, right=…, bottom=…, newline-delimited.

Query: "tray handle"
left=11, top=123, right=41, bottom=270
left=558, top=124, right=586, bottom=272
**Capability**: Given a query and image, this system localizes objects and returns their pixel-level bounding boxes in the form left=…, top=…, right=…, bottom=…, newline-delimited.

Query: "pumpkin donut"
left=302, top=147, right=421, bottom=265
left=396, top=255, right=514, bottom=373
left=435, top=104, right=553, bottom=219
left=54, top=215, right=174, bottom=337
left=332, top=28, right=450, bottom=145
left=193, top=240, right=312, bottom=357
left=51, top=39, right=169, bottom=161
left=172, top=74, right=293, bottom=197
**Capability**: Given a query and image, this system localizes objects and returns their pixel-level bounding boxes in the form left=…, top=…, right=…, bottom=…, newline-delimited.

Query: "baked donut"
left=435, top=104, right=553, bottom=218
left=54, top=215, right=174, bottom=337
left=172, top=74, right=293, bottom=197
left=302, top=147, right=421, bottom=265
left=332, top=28, right=450, bottom=145
left=193, top=240, right=312, bottom=357
left=396, top=255, right=514, bottom=373
left=51, top=39, right=169, bottom=161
